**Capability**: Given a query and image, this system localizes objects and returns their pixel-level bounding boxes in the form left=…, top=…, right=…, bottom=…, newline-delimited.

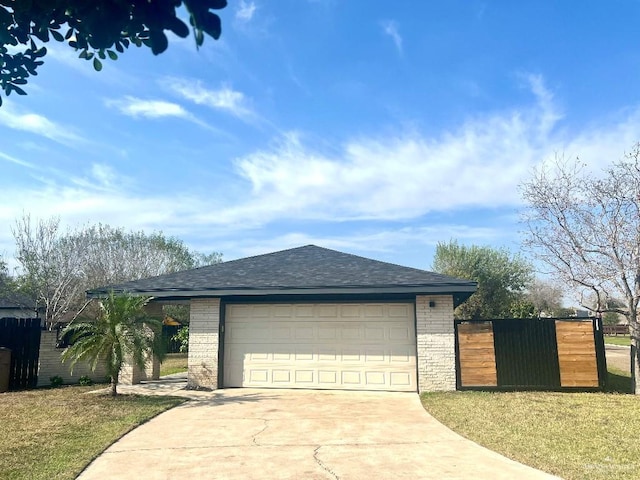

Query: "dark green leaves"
left=1, top=0, right=227, bottom=105
left=149, top=30, right=168, bottom=55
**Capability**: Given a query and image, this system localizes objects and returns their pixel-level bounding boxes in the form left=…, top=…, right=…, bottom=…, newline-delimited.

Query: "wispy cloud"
left=163, top=78, right=254, bottom=119
left=236, top=0, right=257, bottom=22
left=381, top=20, right=403, bottom=55
left=0, top=102, right=85, bottom=146
left=0, top=151, right=35, bottom=169
left=104, top=96, right=229, bottom=135
left=226, top=74, right=635, bottom=224
left=106, top=96, right=190, bottom=119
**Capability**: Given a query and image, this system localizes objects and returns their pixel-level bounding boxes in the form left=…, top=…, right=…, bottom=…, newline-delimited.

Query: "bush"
left=49, top=375, right=63, bottom=388
left=78, top=375, right=93, bottom=386
left=172, top=326, right=189, bottom=353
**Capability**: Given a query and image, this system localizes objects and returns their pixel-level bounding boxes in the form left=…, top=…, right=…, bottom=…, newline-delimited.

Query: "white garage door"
left=223, top=303, right=417, bottom=392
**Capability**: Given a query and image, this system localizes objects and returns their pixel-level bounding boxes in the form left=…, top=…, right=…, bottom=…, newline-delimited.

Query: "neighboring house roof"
left=87, top=245, right=477, bottom=304
left=0, top=293, right=38, bottom=310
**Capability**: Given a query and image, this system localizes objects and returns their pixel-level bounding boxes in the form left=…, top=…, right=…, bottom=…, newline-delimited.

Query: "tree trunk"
left=630, top=317, right=639, bottom=395
left=110, top=376, right=118, bottom=397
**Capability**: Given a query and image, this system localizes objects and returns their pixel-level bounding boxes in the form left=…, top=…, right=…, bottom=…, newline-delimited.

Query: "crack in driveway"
left=314, top=445, right=339, bottom=480
left=252, top=419, right=269, bottom=446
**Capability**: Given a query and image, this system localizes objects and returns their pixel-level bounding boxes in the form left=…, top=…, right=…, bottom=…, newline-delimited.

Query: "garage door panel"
left=223, top=303, right=416, bottom=392
left=364, top=305, right=384, bottom=317
left=365, top=326, right=385, bottom=340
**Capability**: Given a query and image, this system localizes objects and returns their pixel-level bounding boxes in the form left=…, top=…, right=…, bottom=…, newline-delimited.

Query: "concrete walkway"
left=78, top=379, right=561, bottom=480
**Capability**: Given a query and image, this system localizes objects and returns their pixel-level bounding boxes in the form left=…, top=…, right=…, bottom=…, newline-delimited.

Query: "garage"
left=223, top=302, right=416, bottom=391
left=90, top=245, right=476, bottom=392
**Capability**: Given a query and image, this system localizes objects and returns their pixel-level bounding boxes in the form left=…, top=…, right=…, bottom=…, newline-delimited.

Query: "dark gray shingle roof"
left=88, top=245, right=476, bottom=298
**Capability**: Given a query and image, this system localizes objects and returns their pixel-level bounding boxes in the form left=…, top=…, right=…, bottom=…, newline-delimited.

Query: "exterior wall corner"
left=187, top=298, right=221, bottom=389
left=415, top=295, right=456, bottom=392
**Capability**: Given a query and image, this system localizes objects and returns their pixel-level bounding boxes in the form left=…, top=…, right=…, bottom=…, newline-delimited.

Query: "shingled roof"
left=87, top=245, right=476, bottom=301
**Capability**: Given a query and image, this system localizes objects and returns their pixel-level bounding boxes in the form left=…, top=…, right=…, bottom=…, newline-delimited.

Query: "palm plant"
left=61, top=291, right=165, bottom=396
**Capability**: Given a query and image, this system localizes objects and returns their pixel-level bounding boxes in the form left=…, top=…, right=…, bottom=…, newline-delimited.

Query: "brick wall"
left=187, top=298, right=220, bottom=389
left=416, top=295, right=456, bottom=392
left=37, top=330, right=107, bottom=387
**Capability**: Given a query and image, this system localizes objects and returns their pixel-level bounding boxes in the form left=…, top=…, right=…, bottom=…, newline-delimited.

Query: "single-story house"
left=0, top=294, right=40, bottom=319
left=88, top=245, right=477, bottom=393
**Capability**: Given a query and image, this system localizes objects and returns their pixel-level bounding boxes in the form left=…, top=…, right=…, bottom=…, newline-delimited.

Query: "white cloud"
left=105, top=96, right=230, bottom=135
left=0, top=102, right=85, bottom=146
left=106, top=96, right=190, bottom=119
left=163, top=77, right=254, bottom=119
left=2, top=74, right=639, bottom=265
left=0, top=151, right=35, bottom=169
left=226, top=74, right=638, bottom=224
left=236, top=0, right=257, bottom=22
left=381, top=20, right=403, bottom=55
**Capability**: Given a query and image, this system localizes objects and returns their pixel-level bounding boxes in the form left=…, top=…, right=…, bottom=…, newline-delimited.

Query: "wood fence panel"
left=555, top=320, right=598, bottom=387
left=457, top=322, right=497, bottom=387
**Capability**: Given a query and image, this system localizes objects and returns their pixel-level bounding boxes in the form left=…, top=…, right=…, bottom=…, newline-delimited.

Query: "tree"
left=526, top=279, right=565, bottom=317
left=432, top=240, right=533, bottom=319
left=61, top=292, right=165, bottom=396
left=1, top=0, right=227, bottom=105
left=12, top=214, right=222, bottom=327
left=521, top=144, right=640, bottom=393
left=13, top=215, right=88, bottom=327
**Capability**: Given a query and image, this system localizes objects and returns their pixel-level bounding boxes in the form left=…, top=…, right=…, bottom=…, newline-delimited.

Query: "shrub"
left=172, top=326, right=189, bottom=353
left=78, top=375, right=93, bottom=386
left=49, top=375, right=63, bottom=388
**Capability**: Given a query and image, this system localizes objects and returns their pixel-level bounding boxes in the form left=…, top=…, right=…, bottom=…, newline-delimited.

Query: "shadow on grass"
left=605, top=371, right=632, bottom=394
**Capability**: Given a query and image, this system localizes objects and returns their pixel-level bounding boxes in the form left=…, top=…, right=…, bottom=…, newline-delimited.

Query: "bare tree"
left=12, top=215, right=89, bottom=327
left=526, top=279, right=564, bottom=316
left=12, top=215, right=223, bottom=328
left=521, top=144, right=640, bottom=393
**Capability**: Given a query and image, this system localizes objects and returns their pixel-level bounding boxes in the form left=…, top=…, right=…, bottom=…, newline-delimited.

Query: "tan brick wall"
left=37, top=331, right=107, bottom=387
left=187, top=298, right=220, bottom=389
left=416, top=295, right=456, bottom=392
left=120, top=302, right=163, bottom=384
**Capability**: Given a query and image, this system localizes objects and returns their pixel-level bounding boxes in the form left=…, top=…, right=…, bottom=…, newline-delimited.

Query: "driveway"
left=606, top=344, right=631, bottom=373
left=78, top=388, right=560, bottom=480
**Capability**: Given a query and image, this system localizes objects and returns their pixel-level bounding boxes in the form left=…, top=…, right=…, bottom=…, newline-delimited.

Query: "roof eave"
left=87, top=284, right=477, bottom=299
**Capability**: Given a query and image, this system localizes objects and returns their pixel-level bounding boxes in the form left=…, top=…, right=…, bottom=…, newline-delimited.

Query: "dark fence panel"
left=456, top=317, right=604, bottom=391
left=162, top=325, right=183, bottom=353
left=493, top=319, right=561, bottom=388
left=0, top=318, right=42, bottom=389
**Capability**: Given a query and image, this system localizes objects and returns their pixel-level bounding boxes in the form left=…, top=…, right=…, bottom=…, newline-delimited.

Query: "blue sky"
left=1, top=0, right=640, bottom=272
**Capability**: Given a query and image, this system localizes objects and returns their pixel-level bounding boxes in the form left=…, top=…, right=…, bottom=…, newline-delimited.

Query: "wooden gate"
left=0, top=318, right=42, bottom=389
left=455, top=317, right=606, bottom=390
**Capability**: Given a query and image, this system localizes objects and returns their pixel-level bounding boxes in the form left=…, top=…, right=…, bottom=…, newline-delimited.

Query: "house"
left=88, top=245, right=477, bottom=392
left=0, top=294, right=39, bottom=319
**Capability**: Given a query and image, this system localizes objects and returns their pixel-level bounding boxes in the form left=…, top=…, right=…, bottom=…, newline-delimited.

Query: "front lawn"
left=604, top=335, right=631, bottom=346
left=421, top=370, right=638, bottom=480
left=160, top=352, right=188, bottom=376
left=0, top=386, right=183, bottom=480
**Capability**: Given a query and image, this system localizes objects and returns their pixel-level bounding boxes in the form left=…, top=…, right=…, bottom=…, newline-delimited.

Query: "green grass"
left=160, top=352, right=188, bottom=376
left=0, top=385, right=184, bottom=480
left=421, top=369, right=638, bottom=480
left=604, top=335, right=631, bottom=346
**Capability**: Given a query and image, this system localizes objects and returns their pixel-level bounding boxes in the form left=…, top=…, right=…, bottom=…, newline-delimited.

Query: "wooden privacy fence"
left=0, top=317, right=42, bottom=389
left=455, top=317, right=607, bottom=390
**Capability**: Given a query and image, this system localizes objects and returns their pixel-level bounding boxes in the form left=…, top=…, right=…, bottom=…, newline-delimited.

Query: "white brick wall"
left=188, top=298, right=220, bottom=389
left=416, top=295, right=456, bottom=392
left=37, top=331, right=107, bottom=387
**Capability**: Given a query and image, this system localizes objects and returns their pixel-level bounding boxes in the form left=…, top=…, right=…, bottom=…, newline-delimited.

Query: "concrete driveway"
left=606, top=344, right=631, bottom=373
left=78, top=388, right=560, bottom=480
